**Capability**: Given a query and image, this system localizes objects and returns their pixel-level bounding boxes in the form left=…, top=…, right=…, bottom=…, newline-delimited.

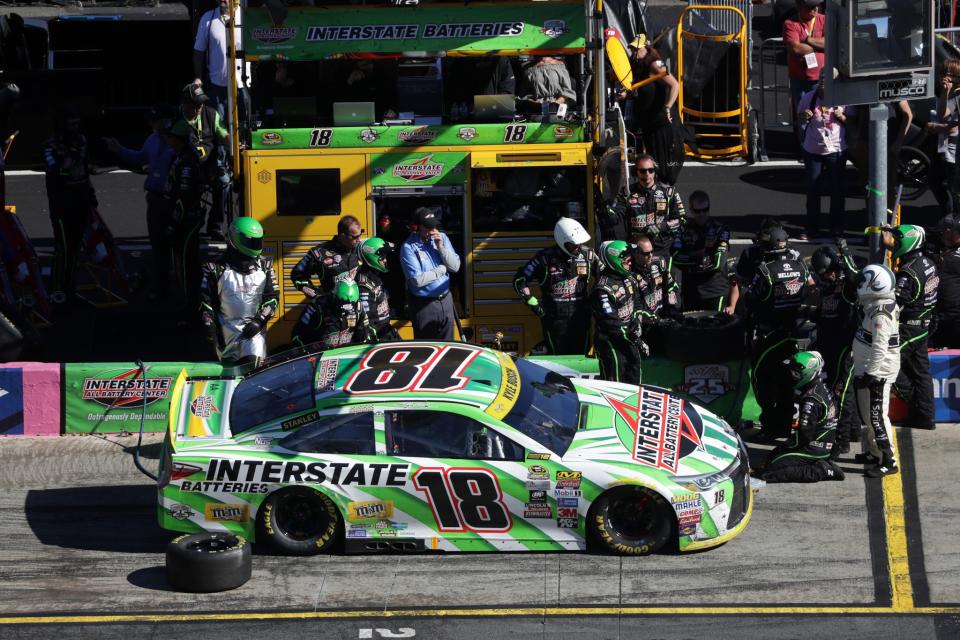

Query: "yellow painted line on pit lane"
left=3, top=605, right=960, bottom=625
left=885, top=427, right=914, bottom=611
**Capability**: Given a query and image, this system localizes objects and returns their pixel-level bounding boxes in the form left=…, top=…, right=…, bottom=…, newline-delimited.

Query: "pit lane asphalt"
left=0, top=424, right=958, bottom=639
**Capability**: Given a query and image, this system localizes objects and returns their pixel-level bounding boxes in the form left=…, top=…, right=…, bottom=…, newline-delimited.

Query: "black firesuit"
left=290, top=236, right=360, bottom=298
left=182, top=105, right=231, bottom=235
left=671, top=218, right=731, bottom=311
left=43, top=131, right=96, bottom=297
left=743, top=253, right=810, bottom=437
left=810, top=255, right=860, bottom=451
left=291, top=294, right=374, bottom=350
left=893, top=250, right=939, bottom=429
left=616, top=183, right=685, bottom=252
left=633, top=256, right=680, bottom=322
left=168, top=144, right=204, bottom=316
left=735, top=244, right=801, bottom=287
left=761, top=379, right=845, bottom=482
left=933, top=244, right=960, bottom=348
left=591, top=269, right=644, bottom=384
left=356, top=265, right=400, bottom=342
left=513, top=245, right=600, bottom=355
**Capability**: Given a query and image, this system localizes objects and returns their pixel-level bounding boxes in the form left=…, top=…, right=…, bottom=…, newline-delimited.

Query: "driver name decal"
left=606, top=389, right=704, bottom=473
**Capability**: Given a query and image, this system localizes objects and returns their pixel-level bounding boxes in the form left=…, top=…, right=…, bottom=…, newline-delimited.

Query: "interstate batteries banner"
left=370, top=152, right=466, bottom=186
left=252, top=122, right=583, bottom=150
left=64, top=362, right=223, bottom=434
left=245, top=3, right=586, bottom=59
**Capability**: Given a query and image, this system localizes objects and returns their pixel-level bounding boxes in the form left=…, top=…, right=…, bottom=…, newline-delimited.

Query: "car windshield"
left=502, top=359, right=579, bottom=455
left=230, top=357, right=316, bottom=435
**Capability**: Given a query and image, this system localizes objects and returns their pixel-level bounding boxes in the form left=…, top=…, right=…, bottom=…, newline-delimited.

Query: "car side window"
left=385, top=410, right=524, bottom=461
left=279, top=412, right=375, bottom=455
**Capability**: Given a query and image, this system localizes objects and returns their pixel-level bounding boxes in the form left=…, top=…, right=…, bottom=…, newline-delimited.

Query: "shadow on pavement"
left=126, top=566, right=177, bottom=592
left=25, top=484, right=170, bottom=553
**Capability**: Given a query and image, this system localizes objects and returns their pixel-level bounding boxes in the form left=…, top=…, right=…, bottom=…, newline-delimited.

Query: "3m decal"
left=606, top=389, right=704, bottom=473
left=413, top=467, right=511, bottom=533
left=344, top=345, right=480, bottom=394
left=204, top=503, right=250, bottom=522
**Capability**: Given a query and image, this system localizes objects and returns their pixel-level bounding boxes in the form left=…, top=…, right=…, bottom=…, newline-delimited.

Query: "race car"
left=157, top=341, right=752, bottom=556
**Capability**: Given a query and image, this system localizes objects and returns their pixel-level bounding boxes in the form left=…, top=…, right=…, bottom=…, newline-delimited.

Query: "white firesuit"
left=852, top=296, right=900, bottom=463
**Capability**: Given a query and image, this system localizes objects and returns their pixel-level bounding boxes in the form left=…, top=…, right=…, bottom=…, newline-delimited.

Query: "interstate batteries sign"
left=64, top=362, right=223, bottom=434
left=252, top=122, right=584, bottom=150
left=370, top=152, right=466, bottom=186
left=245, top=4, right=585, bottom=58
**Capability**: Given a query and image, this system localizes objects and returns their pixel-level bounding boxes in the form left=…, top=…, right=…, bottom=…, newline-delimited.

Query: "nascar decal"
left=606, top=389, right=704, bottom=473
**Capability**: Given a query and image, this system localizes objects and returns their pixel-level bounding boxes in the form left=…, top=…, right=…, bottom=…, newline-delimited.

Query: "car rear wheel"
left=165, top=532, right=252, bottom=592
left=256, top=487, right=341, bottom=556
left=589, top=486, right=674, bottom=555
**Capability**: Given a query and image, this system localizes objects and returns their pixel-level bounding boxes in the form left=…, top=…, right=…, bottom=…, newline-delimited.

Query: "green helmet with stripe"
left=359, top=237, right=391, bottom=273
left=785, top=350, right=825, bottom=390
left=228, top=217, right=264, bottom=258
left=335, top=279, right=360, bottom=304
left=599, top=240, right=632, bottom=276
left=890, top=224, right=925, bottom=259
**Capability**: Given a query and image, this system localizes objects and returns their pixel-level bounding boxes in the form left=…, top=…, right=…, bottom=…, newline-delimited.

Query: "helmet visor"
left=235, top=234, right=263, bottom=255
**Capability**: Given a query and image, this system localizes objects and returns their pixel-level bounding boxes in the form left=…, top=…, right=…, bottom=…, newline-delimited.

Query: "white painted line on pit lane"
left=5, top=169, right=132, bottom=176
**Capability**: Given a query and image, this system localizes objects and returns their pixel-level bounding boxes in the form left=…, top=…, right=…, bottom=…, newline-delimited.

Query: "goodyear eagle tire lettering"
left=165, top=532, right=252, bottom=592
left=256, top=487, right=341, bottom=556
left=589, top=486, right=674, bottom=556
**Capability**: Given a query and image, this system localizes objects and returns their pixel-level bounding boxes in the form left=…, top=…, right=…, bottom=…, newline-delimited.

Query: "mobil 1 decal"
left=605, top=389, right=704, bottom=473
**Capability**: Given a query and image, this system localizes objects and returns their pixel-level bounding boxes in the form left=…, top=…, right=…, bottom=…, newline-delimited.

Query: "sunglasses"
left=638, top=168, right=656, bottom=174
left=342, top=228, right=365, bottom=239
left=636, top=250, right=653, bottom=256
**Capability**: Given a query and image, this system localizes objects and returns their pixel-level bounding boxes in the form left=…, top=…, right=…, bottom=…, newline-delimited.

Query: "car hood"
left=564, top=378, right=742, bottom=481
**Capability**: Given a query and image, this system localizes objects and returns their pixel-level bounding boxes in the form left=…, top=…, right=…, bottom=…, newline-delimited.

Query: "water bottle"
left=541, top=100, right=550, bottom=121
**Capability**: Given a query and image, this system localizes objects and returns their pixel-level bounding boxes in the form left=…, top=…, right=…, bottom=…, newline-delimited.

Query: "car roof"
left=311, top=341, right=519, bottom=418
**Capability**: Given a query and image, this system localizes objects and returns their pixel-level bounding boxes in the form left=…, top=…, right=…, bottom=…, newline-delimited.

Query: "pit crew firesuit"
left=853, top=290, right=901, bottom=472
left=290, top=237, right=359, bottom=298
left=743, top=252, right=810, bottom=437
left=43, top=126, right=96, bottom=298
left=291, top=293, right=373, bottom=350
left=633, top=256, right=679, bottom=322
left=618, top=183, right=685, bottom=252
left=199, top=248, right=278, bottom=364
left=591, top=271, right=645, bottom=384
left=893, top=250, right=938, bottom=429
left=671, top=218, right=731, bottom=311
left=513, top=245, right=600, bottom=354
left=762, top=379, right=844, bottom=483
left=356, top=265, right=399, bottom=342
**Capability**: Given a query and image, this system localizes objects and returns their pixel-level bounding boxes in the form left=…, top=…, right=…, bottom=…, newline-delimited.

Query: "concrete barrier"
left=0, top=362, right=61, bottom=436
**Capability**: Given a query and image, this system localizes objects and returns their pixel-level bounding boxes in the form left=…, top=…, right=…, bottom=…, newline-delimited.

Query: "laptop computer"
left=333, top=101, right=376, bottom=127
left=271, top=96, right=316, bottom=127
left=472, top=94, right=516, bottom=122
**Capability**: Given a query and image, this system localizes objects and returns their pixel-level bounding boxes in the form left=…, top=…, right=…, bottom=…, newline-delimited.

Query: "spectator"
left=625, top=34, right=681, bottom=185
left=193, top=0, right=239, bottom=120
left=521, top=56, right=576, bottom=110
left=339, top=59, right=398, bottom=121
left=925, top=59, right=960, bottom=216
left=178, top=83, right=232, bottom=240
left=400, top=207, right=461, bottom=340
left=783, top=0, right=825, bottom=140
left=290, top=214, right=362, bottom=299
left=797, top=75, right=851, bottom=240
left=105, top=107, right=176, bottom=300
left=933, top=215, right=960, bottom=348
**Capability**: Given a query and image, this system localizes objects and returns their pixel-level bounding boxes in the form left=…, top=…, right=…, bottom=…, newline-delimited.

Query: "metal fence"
left=687, top=0, right=754, bottom=74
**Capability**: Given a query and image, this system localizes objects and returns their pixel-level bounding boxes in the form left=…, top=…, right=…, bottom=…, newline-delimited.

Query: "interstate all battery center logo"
left=81, top=369, right=172, bottom=408
left=606, top=388, right=704, bottom=473
left=393, top=155, right=443, bottom=181
left=252, top=25, right=298, bottom=45
left=305, top=21, right=524, bottom=42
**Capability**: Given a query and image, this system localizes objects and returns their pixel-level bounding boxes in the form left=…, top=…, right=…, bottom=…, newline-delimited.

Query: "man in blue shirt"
left=400, top=207, right=461, bottom=340
left=106, top=106, right=175, bottom=300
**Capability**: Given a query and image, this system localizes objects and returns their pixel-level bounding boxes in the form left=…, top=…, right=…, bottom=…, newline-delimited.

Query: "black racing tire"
left=896, top=145, right=929, bottom=202
left=589, top=486, right=675, bottom=556
left=256, top=487, right=341, bottom=556
left=658, top=311, right=745, bottom=363
left=165, top=532, right=252, bottom=593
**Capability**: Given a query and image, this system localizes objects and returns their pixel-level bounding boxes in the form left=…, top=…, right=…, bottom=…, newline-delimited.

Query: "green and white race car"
left=158, top=341, right=752, bottom=555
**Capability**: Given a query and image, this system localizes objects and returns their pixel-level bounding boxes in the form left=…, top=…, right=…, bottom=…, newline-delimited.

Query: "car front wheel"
left=589, top=486, right=674, bottom=555
left=256, top=487, right=341, bottom=556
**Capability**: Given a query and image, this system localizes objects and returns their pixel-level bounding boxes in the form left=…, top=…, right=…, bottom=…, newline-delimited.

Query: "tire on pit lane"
left=256, top=486, right=342, bottom=556
left=588, top=486, right=675, bottom=556
left=165, top=532, right=252, bottom=592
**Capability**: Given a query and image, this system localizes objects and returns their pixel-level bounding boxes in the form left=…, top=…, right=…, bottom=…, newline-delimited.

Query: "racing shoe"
left=818, top=459, right=845, bottom=481
left=865, top=461, right=899, bottom=478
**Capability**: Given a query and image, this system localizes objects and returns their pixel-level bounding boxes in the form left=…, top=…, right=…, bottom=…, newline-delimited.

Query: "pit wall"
left=1, top=351, right=958, bottom=435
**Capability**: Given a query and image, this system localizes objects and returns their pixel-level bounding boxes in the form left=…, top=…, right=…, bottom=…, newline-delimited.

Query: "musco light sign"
left=878, top=76, right=928, bottom=100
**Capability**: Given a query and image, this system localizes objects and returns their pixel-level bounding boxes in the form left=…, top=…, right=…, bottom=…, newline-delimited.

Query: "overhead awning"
left=244, top=2, right=586, bottom=61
